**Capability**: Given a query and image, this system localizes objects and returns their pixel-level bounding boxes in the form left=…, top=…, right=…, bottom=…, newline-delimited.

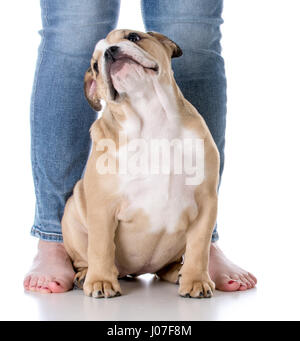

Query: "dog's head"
left=84, top=29, right=182, bottom=111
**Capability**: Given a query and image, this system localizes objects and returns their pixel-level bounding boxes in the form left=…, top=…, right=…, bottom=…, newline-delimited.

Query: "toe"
left=247, top=272, right=257, bottom=285
left=92, top=282, right=104, bottom=298
left=243, top=273, right=256, bottom=288
left=190, top=283, right=203, bottom=298
left=219, top=279, right=240, bottom=292
left=36, top=277, right=52, bottom=293
left=39, top=286, right=52, bottom=294
left=229, top=274, right=248, bottom=291
left=240, top=275, right=252, bottom=289
left=215, top=274, right=240, bottom=292
left=178, top=281, right=193, bottom=297
left=237, top=277, right=248, bottom=291
left=29, top=276, right=38, bottom=291
left=36, top=276, right=45, bottom=290
left=202, top=282, right=213, bottom=298
left=231, top=274, right=240, bottom=281
left=49, top=275, right=74, bottom=293
left=247, top=276, right=256, bottom=288
left=48, top=280, right=69, bottom=293
left=74, top=271, right=86, bottom=289
left=23, top=276, right=31, bottom=290
left=238, top=284, right=248, bottom=291
left=103, top=281, right=121, bottom=298
left=103, top=281, right=115, bottom=298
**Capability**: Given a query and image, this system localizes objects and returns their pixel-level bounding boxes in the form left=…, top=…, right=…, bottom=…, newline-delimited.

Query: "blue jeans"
left=31, top=0, right=226, bottom=243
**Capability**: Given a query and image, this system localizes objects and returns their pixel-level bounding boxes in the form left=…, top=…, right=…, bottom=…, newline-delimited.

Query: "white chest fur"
left=117, top=130, right=200, bottom=233
left=116, top=78, right=200, bottom=233
left=118, top=161, right=198, bottom=233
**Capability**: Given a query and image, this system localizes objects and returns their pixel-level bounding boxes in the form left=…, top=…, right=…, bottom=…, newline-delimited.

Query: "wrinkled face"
left=84, top=29, right=182, bottom=111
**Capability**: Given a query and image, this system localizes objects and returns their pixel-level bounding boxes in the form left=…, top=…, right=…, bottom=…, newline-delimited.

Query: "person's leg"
left=141, top=0, right=256, bottom=291
left=24, top=0, right=120, bottom=293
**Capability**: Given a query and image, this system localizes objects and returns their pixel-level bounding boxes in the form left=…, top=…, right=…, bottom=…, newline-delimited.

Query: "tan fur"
left=62, top=29, right=220, bottom=299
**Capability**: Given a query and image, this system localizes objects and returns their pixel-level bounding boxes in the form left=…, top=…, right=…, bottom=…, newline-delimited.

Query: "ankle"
left=210, top=242, right=219, bottom=254
left=37, top=240, right=65, bottom=252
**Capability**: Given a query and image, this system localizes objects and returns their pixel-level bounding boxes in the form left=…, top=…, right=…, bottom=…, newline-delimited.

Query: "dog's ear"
left=147, top=31, right=183, bottom=58
left=84, top=67, right=102, bottom=111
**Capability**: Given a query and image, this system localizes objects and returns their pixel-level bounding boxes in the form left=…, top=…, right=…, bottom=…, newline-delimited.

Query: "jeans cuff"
left=211, top=230, right=219, bottom=243
left=31, top=225, right=218, bottom=243
left=30, top=225, right=63, bottom=243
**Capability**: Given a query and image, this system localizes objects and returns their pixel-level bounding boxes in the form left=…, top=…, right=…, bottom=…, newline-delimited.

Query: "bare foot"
left=23, top=240, right=75, bottom=293
left=209, top=243, right=257, bottom=291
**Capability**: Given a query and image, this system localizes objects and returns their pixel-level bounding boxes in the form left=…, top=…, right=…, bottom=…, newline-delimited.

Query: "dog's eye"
left=127, top=32, right=141, bottom=43
left=93, top=61, right=99, bottom=73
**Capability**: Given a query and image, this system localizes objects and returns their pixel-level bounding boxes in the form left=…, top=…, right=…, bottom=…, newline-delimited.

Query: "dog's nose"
left=104, top=46, right=119, bottom=61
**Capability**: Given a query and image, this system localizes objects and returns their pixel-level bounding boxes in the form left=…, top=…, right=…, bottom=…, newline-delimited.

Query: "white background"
left=0, top=0, right=300, bottom=321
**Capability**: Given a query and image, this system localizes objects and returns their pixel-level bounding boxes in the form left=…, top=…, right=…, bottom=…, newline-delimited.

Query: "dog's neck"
left=118, top=76, right=182, bottom=140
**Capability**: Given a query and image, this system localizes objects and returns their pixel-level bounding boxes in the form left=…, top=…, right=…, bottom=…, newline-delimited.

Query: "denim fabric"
left=30, top=0, right=226, bottom=243
left=30, top=0, right=121, bottom=241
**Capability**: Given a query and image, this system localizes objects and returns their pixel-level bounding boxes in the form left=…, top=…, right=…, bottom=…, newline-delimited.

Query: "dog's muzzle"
left=103, top=45, right=159, bottom=101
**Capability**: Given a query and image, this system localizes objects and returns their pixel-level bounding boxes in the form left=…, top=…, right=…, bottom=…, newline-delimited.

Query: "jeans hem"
left=30, top=225, right=63, bottom=243
left=211, top=231, right=219, bottom=243
left=31, top=225, right=218, bottom=243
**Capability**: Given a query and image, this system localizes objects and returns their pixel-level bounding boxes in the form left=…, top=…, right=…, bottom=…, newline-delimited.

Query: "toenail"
left=228, top=280, right=235, bottom=284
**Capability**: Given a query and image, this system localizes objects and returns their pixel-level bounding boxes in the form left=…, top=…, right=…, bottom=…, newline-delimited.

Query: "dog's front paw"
left=178, top=271, right=215, bottom=298
left=83, top=278, right=122, bottom=298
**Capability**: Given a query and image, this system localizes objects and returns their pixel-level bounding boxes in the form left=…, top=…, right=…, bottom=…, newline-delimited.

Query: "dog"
left=62, top=29, right=220, bottom=299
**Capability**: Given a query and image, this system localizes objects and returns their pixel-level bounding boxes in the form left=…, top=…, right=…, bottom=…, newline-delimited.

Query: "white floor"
left=2, top=231, right=300, bottom=321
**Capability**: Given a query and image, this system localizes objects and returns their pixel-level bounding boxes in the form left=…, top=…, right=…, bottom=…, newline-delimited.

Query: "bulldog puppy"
left=62, top=29, right=220, bottom=299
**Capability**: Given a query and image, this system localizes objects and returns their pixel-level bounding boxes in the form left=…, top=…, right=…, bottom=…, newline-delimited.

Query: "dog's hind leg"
left=62, top=186, right=89, bottom=289
left=74, top=267, right=88, bottom=289
left=156, top=258, right=183, bottom=284
left=62, top=206, right=88, bottom=289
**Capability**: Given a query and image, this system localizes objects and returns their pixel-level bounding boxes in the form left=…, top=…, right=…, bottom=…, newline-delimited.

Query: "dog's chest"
left=116, top=82, right=201, bottom=233
left=118, top=173, right=197, bottom=233
left=117, top=125, right=199, bottom=233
